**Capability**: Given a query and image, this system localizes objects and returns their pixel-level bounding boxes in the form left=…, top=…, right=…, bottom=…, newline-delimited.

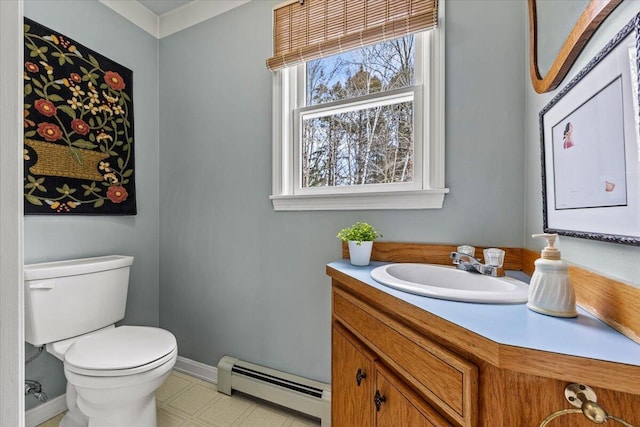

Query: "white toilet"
left=24, top=255, right=177, bottom=427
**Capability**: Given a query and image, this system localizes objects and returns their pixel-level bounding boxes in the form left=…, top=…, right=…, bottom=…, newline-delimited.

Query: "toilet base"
left=60, top=409, right=88, bottom=427
left=77, top=394, right=158, bottom=427
left=60, top=382, right=163, bottom=427
left=62, top=351, right=176, bottom=427
left=60, top=382, right=88, bottom=427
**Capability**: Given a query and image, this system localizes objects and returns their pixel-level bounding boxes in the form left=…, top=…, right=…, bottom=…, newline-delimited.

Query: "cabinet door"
left=332, top=324, right=375, bottom=427
left=375, top=364, right=453, bottom=427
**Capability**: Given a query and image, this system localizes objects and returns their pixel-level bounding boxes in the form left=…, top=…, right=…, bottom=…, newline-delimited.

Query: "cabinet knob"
left=355, top=368, right=367, bottom=386
left=374, top=389, right=386, bottom=411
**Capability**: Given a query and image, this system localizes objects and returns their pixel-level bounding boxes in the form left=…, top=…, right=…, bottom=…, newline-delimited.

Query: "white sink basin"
left=370, top=263, right=529, bottom=304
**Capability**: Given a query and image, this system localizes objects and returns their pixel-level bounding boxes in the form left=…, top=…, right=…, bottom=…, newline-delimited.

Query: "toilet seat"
left=64, top=326, right=177, bottom=377
left=65, top=347, right=177, bottom=377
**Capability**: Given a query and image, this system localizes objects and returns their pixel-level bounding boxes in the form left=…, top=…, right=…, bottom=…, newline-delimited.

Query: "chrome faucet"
left=450, top=246, right=505, bottom=277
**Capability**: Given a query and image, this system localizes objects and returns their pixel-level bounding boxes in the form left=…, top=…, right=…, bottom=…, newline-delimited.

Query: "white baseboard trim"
left=173, top=356, right=218, bottom=384
left=25, top=394, right=67, bottom=427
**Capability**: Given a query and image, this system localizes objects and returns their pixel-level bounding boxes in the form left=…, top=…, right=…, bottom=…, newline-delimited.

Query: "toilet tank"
left=24, top=255, right=134, bottom=346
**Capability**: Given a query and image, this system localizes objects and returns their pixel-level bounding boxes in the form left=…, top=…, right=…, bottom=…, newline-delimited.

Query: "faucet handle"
left=457, top=245, right=476, bottom=257
left=483, top=248, right=505, bottom=267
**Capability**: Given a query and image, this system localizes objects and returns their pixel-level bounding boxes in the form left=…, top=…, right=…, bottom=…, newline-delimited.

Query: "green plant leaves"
left=336, top=222, right=382, bottom=243
left=71, top=140, right=97, bottom=149
left=26, top=195, right=43, bottom=206
left=58, top=105, right=77, bottom=119
left=68, top=146, right=83, bottom=165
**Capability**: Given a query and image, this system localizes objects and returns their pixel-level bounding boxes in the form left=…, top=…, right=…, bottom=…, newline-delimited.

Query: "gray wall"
left=23, top=0, right=160, bottom=409
left=158, top=0, right=526, bottom=384
left=524, top=2, right=640, bottom=285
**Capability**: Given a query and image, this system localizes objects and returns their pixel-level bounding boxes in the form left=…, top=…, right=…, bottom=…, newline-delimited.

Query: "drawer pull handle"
left=355, top=368, right=367, bottom=386
left=374, top=389, right=386, bottom=411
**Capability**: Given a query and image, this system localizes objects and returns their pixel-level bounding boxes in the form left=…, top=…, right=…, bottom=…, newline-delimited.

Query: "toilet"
left=24, top=255, right=177, bottom=427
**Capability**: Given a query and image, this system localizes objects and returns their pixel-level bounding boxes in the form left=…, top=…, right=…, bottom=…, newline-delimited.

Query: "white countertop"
left=328, top=259, right=640, bottom=367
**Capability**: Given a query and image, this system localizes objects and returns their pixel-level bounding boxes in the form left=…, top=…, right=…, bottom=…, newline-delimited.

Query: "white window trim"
left=270, top=2, right=446, bottom=211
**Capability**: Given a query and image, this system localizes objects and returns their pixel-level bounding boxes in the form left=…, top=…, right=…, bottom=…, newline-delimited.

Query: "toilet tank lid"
left=24, top=255, right=134, bottom=281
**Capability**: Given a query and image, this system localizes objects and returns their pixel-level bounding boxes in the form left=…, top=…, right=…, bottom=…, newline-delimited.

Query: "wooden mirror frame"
left=528, top=0, right=622, bottom=93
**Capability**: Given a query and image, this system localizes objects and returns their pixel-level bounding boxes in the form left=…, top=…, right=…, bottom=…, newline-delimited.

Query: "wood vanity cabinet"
left=332, top=285, right=474, bottom=427
left=332, top=324, right=452, bottom=427
left=329, top=268, right=640, bottom=427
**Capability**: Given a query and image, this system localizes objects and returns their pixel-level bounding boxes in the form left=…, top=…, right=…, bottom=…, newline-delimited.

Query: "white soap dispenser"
left=527, top=233, right=577, bottom=318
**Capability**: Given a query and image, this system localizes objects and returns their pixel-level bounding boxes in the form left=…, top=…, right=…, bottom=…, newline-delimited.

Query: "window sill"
left=270, top=189, right=449, bottom=211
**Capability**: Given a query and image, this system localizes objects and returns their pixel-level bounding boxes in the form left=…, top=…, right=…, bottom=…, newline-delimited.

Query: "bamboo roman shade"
left=267, top=0, right=439, bottom=71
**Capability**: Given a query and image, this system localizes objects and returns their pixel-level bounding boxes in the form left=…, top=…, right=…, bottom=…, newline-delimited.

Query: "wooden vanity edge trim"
left=521, top=249, right=640, bottom=346
left=499, top=345, right=640, bottom=395
left=341, top=241, right=523, bottom=271
left=327, top=262, right=640, bottom=396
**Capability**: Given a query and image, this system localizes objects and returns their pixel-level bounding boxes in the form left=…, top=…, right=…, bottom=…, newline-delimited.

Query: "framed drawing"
left=539, top=13, right=640, bottom=246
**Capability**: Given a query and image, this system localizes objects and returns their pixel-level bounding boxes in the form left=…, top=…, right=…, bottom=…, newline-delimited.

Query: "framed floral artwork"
left=23, top=18, right=136, bottom=215
left=539, top=13, right=640, bottom=246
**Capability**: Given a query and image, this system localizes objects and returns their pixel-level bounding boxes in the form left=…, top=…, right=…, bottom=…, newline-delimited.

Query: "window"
left=269, top=1, right=447, bottom=210
left=300, top=35, right=417, bottom=192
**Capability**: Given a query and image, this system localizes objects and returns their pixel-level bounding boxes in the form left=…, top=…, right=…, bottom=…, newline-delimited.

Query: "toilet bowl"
left=24, top=256, right=178, bottom=427
left=54, top=325, right=177, bottom=427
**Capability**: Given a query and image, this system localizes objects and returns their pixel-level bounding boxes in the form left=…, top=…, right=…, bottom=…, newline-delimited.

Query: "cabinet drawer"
left=334, top=289, right=477, bottom=427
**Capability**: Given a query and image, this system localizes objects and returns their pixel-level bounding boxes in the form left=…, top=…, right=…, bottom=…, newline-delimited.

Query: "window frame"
left=270, top=6, right=446, bottom=211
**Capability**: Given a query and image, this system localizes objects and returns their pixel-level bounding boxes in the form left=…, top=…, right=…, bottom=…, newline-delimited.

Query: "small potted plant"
left=337, top=222, right=382, bottom=266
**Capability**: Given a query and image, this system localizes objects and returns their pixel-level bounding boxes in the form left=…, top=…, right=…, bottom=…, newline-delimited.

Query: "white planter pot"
left=348, top=241, right=373, bottom=266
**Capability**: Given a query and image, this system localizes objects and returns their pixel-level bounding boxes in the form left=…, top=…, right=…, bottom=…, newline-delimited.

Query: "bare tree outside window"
left=303, top=36, right=415, bottom=189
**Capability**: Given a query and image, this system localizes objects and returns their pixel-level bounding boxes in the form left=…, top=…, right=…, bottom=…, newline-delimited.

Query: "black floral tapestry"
left=23, top=18, right=136, bottom=215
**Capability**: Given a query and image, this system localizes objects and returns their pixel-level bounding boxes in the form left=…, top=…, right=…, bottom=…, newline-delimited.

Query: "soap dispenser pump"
left=527, top=233, right=577, bottom=318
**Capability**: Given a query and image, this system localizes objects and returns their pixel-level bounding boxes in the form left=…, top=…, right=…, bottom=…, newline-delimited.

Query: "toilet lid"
left=65, top=326, right=176, bottom=371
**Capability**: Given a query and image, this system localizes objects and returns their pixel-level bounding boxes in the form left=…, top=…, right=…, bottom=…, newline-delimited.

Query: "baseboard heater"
left=217, top=356, right=331, bottom=426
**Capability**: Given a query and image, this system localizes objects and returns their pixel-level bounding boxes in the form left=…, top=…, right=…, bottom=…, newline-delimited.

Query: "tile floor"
left=37, top=371, right=320, bottom=427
